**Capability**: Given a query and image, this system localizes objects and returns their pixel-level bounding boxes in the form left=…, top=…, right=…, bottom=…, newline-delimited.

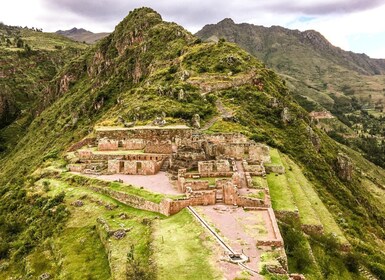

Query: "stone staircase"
left=160, top=157, right=170, bottom=172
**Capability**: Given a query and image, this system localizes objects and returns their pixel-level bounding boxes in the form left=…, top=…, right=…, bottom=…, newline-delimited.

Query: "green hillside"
left=0, top=23, right=87, bottom=154
left=0, top=8, right=385, bottom=279
left=196, top=19, right=385, bottom=168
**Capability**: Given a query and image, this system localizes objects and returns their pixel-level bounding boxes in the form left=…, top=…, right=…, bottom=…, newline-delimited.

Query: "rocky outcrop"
left=191, top=114, right=201, bottom=129
left=281, top=107, right=292, bottom=124
left=336, top=153, right=353, bottom=181
left=306, top=126, right=321, bottom=152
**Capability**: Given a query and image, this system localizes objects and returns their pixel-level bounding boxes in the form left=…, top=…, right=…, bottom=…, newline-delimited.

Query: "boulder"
left=336, top=153, right=353, bottom=181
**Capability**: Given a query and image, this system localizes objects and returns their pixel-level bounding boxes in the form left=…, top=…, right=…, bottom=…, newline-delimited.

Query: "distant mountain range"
left=196, top=18, right=385, bottom=110
left=197, top=18, right=385, bottom=167
left=55, top=27, right=109, bottom=44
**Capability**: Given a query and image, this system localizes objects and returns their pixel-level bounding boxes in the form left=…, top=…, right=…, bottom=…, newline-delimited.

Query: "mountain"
left=0, top=23, right=87, bottom=154
left=0, top=8, right=385, bottom=279
left=56, top=27, right=109, bottom=44
left=196, top=19, right=385, bottom=168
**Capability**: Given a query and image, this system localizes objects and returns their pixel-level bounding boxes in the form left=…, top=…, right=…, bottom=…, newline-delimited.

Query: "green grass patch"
left=54, top=226, right=112, bottom=280
left=267, top=173, right=297, bottom=211
left=282, top=155, right=347, bottom=243
left=282, top=159, right=322, bottom=226
left=153, top=209, right=222, bottom=280
left=252, top=176, right=268, bottom=188
left=269, top=148, right=283, bottom=165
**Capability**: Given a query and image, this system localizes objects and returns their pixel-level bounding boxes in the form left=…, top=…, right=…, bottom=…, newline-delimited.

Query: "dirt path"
left=201, top=99, right=233, bottom=130
left=235, top=161, right=248, bottom=189
left=87, top=172, right=182, bottom=195
left=195, top=205, right=279, bottom=279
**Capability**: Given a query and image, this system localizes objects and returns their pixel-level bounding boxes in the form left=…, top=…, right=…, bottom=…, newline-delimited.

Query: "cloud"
left=267, top=0, right=385, bottom=15
left=2, top=0, right=384, bottom=58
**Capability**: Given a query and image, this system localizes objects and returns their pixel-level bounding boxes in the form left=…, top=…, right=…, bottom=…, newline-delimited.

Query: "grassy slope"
left=152, top=209, right=222, bottom=280
left=0, top=25, right=87, bottom=154
left=196, top=21, right=385, bottom=169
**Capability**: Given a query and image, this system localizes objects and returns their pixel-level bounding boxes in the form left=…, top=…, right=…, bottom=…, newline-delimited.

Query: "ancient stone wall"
left=76, top=150, right=94, bottom=160
left=236, top=196, right=265, bottom=208
left=67, top=137, right=96, bottom=152
left=265, top=165, right=285, bottom=174
left=221, top=180, right=238, bottom=205
left=122, top=139, right=145, bottom=150
left=108, top=160, right=120, bottom=174
left=184, top=180, right=210, bottom=191
left=198, top=160, right=231, bottom=176
left=243, top=162, right=265, bottom=176
left=249, top=144, right=271, bottom=163
left=98, top=138, right=119, bottom=151
left=89, top=186, right=162, bottom=214
left=205, top=133, right=248, bottom=144
left=96, top=127, right=192, bottom=142
left=68, top=164, right=86, bottom=172
left=144, top=142, right=173, bottom=154
left=160, top=191, right=216, bottom=215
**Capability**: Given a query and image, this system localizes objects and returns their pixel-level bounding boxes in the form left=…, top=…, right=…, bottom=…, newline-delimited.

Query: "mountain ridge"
left=197, top=18, right=385, bottom=75
left=55, top=27, right=109, bottom=44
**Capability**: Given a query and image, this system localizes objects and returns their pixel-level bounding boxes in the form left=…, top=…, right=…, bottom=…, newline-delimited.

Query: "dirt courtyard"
left=86, top=172, right=182, bottom=195
left=195, top=205, right=278, bottom=279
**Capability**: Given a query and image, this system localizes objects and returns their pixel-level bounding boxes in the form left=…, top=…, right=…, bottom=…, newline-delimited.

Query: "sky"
left=1, top=0, right=385, bottom=58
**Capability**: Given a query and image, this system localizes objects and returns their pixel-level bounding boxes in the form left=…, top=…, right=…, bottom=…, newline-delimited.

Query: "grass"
left=269, top=148, right=283, bottom=165
left=152, top=209, right=222, bottom=280
left=267, top=173, right=297, bottom=211
left=33, top=176, right=160, bottom=279
left=282, top=155, right=347, bottom=243
left=54, top=227, right=112, bottom=280
left=283, top=161, right=322, bottom=226
left=246, top=190, right=265, bottom=200
left=252, top=176, right=268, bottom=188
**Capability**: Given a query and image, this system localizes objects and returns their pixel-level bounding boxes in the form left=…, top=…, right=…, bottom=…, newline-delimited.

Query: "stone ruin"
left=67, top=125, right=274, bottom=211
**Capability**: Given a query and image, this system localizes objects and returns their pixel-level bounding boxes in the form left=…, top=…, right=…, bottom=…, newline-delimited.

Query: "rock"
left=105, top=203, right=118, bottom=210
left=336, top=153, right=353, bottom=181
left=178, top=89, right=185, bottom=101
left=119, top=213, right=130, bottom=219
left=290, top=273, right=306, bottom=280
left=306, top=126, right=321, bottom=151
left=191, top=114, right=201, bottom=129
left=39, top=273, right=51, bottom=280
left=281, top=107, right=292, bottom=124
left=180, top=70, right=190, bottom=81
left=152, top=115, right=167, bottom=126
left=113, top=229, right=126, bottom=240
left=118, top=115, right=136, bottom=127
left=72, top=200, right=84, bottom=207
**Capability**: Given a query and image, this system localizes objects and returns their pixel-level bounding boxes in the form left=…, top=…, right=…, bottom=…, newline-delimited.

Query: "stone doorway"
left=216, top=188, right=223, bottom=204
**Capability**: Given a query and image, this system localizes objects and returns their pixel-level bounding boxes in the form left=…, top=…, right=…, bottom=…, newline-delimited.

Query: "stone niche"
left=108, top=159, right=162, bottom=175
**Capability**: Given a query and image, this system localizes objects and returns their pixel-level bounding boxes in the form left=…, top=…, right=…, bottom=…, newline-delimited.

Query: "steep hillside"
left=56, top=27, right=109, bottom=44
left=0, top=23, right=87, bottom=154
left=197, top=19, right=385, bottom=168
left=0, top=8, right=385, bottom=279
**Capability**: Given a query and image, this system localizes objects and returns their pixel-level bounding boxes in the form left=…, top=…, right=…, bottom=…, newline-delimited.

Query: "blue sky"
left=1, top=0, right=385, bottom=58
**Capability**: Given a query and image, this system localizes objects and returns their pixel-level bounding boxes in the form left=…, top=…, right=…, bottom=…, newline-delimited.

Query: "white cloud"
left=0, top=0, right=384, bottom=58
